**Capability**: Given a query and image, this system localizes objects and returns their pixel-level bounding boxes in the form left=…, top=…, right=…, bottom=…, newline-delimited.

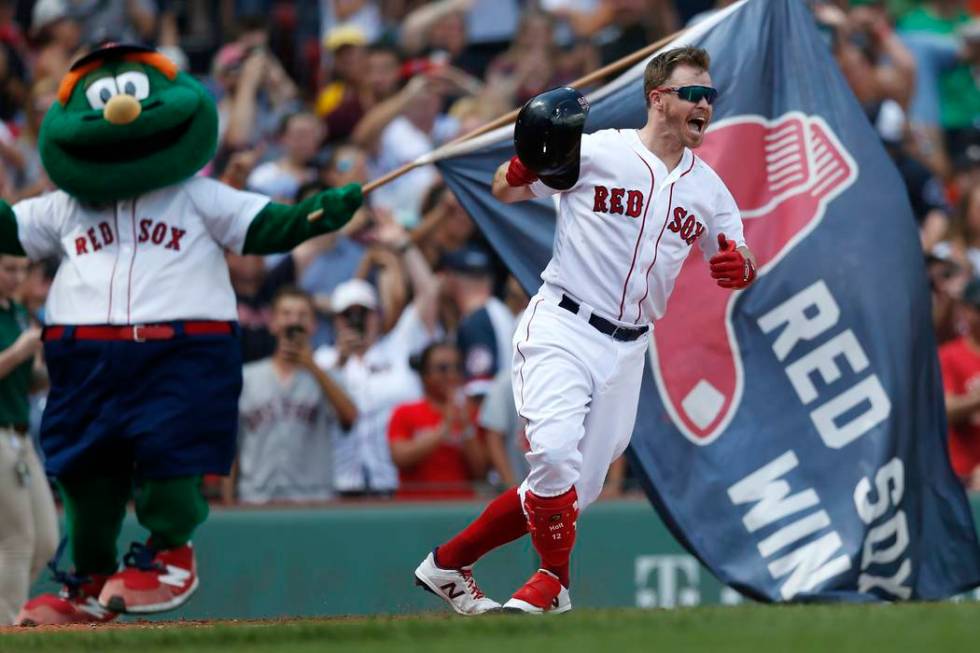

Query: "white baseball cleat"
left=501, top=569, right=573, bottom=614
left=414, top=551, right=501, bottom=615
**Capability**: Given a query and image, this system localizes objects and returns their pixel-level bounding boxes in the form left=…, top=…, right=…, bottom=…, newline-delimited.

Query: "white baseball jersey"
left=531, top=128, right=744, bottom=325
left=13, top=177, right=269, bottom=325
left=314, top=317, right=423, bottom=493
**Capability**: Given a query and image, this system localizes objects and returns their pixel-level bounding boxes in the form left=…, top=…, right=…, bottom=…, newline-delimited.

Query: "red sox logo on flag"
left=650, top=112, right=858, bottom=444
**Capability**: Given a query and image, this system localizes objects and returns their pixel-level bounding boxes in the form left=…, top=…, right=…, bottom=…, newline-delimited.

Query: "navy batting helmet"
left=513, top=87, right=590, bottom=190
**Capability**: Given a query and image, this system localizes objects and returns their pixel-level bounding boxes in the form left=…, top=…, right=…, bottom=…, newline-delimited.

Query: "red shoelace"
left=460, top=569, right=485, bottom=599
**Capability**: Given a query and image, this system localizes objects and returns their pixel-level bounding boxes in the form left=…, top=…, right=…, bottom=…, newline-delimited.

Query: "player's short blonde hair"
left=643, top=47, right=711, bottom=107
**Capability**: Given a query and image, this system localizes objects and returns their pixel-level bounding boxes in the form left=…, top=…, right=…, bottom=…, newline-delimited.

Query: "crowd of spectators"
left=0, top=0, right=977, bottom=500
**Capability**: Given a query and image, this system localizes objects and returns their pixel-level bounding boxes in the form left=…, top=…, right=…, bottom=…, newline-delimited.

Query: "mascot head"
left=39, top=44, right=218, bottom=203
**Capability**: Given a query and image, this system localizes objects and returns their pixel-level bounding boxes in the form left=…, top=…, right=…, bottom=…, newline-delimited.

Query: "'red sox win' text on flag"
left=432, top=0, right=980, bottom=601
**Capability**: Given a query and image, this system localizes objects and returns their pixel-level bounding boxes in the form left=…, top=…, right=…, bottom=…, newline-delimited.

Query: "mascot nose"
left=103, top=95, right=142, bottom=125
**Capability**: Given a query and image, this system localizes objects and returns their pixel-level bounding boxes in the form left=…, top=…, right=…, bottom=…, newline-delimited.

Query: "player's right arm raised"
left=491, top=156, right=538, bottom=204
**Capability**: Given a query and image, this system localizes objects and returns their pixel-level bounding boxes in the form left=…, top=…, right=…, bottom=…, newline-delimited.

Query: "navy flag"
left=433, top=0, right=980, bottom=600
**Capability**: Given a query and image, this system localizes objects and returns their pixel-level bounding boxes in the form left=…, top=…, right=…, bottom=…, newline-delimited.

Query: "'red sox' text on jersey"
left=13, top=177, right=268, bottom=325
left=530, top=128, right=744, bottom=326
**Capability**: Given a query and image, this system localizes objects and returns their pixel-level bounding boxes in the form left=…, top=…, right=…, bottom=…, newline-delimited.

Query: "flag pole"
left=308, top=27, right=686, bottom=220
left=434, top=27, right=687, bottom=155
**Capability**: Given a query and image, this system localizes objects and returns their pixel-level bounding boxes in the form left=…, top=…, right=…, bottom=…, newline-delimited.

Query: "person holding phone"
left=314, top=279, right=422, bottom=497
left=228, top=287, right=357, bottom=504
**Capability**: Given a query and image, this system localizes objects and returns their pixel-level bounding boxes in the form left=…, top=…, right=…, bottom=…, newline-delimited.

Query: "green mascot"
left=11, top=44, right=361, bottom=625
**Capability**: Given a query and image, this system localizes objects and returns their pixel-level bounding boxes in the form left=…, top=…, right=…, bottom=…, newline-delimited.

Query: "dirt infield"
left=2, top=618, right=219, bottom=634
left=0, top=614, right=389, bottom=634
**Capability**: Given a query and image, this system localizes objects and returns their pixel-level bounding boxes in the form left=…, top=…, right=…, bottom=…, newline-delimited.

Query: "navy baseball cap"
left=438, top=245, right=494, bottom=276
left=70, top=42, right=156, bottom=71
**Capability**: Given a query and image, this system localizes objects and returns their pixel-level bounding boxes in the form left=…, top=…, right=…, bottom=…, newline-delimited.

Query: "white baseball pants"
left=512, top=289, right=648, bottom=511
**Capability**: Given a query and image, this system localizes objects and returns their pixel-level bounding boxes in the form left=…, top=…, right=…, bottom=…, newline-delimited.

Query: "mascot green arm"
left=0, top=201, right=26, bottom=256
left=242, top=184, right=363, bottom=255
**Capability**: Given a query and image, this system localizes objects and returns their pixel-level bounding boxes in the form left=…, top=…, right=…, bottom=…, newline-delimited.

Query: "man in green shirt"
left=0, top=255, right=57, bottom=625
left=899, top=2, right=980, bottom=171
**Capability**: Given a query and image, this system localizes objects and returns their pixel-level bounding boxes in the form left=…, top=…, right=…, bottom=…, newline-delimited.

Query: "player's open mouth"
left=688, top=117, right=707, bottom=134
left=61, top=117, right=195, bottom=163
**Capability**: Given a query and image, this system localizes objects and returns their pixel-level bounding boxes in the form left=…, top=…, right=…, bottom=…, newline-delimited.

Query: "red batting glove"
left=505, top=155, right=539, bottom=187
left=709, top=233, right=755, bottom=289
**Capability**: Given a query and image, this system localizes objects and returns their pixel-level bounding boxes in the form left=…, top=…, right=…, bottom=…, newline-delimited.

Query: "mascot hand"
left=306, top=183, right=363, bottom=227
left=246, top=183, right=364, bottom=254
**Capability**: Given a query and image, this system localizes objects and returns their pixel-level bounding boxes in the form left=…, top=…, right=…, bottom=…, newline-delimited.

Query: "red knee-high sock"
left=524, top=487, right=578, bottom=588
left=436, top=487, right=529, bottom=569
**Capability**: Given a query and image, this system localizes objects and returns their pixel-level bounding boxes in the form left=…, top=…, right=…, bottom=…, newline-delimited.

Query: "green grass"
left=4, top=604, right=979, bottom=653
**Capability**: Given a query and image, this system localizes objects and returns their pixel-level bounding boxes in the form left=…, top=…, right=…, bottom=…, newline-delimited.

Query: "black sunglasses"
left=426, top=362, right=463, bottom=375
left=656, top=85, right=719, bottom=105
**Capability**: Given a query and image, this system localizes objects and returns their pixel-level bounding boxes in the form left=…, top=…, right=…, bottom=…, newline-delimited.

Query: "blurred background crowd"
left=1, top=0, right=979, bottom=503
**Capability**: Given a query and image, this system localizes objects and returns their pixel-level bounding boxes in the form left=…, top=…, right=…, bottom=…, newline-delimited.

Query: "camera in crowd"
left=342, top=307, right=369, bottom=336
left=284, top=324, right=307, bottom=341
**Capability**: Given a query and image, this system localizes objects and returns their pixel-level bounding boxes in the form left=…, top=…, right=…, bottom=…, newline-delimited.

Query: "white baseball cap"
left=331, top=279, right=378, bottom=313
left=32, top=0, right=70, bottom=32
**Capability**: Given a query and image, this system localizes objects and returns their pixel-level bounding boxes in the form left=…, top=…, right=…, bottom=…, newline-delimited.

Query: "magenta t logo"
left=650, top=112, right=858, bottom=444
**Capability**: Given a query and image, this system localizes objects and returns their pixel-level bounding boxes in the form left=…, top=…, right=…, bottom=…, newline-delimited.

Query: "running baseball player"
left=414, top=46, right=756, bottom=614
left=10, top=43, right=361, bottom=625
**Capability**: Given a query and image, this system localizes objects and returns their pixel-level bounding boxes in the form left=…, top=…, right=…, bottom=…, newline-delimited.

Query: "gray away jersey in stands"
left=237, top=359, right=342, bottom=503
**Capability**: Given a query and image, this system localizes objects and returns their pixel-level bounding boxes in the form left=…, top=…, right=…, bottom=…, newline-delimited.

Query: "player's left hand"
left=710, top=233, right=755, bottom=289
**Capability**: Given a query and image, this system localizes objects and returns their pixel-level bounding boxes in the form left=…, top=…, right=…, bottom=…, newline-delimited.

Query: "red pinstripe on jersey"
left=634, top=155, right=697, bottom=323
left=515, top=297, right=544, bottom=420
left=126, top=200, right=139, bottom=324
left=617, top=152, right=656, bottom=321
left=106, top=203, right=121, bottom=322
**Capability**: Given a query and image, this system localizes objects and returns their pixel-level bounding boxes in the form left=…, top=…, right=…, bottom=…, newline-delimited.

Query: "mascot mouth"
left=60, top=116, right=194, bottom=163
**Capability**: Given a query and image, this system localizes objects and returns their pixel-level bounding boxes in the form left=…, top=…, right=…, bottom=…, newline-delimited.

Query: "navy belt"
left=558, top=295, right=648, bottom=342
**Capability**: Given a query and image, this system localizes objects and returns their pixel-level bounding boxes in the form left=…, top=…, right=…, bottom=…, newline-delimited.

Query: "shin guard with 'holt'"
left=523, top=487, right=578, bottom=587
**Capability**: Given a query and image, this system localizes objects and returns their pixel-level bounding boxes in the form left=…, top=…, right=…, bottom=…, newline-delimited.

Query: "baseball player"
left=10, top=43, right=362, bottom=625
left=415, top=46, right=756, bottom=614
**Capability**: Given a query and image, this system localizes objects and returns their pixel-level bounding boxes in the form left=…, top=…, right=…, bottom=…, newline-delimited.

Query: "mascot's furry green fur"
left=7, top=44, right=362, bottom=626
left=39, top=45, right=219, bottom=202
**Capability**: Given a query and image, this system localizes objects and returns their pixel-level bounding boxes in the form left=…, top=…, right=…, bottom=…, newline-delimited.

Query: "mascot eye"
left=115, top=72, right=150, bottom=100
left=85, top=78, right=119, bottom=109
